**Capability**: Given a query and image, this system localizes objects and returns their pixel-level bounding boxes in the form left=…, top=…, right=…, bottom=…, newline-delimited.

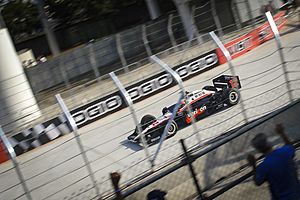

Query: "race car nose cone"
left=128, top=135, right=135, bottom=140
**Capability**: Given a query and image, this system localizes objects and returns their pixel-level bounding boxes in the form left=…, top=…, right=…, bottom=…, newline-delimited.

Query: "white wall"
left=0, top=28, right=40, bottom=133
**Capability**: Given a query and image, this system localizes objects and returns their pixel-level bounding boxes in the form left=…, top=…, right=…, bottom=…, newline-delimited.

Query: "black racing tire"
left=226, top=89, right=240, bottom=106
left=141, top=114, right=156, bottom=130
left=167, top=120, right=178, bottom=137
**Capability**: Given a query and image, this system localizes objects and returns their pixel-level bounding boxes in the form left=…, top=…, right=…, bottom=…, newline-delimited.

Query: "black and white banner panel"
left=71, top=50, right=220, bottom=127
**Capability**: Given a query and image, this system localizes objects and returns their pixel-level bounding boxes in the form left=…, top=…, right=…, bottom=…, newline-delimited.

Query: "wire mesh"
left=2, top=0, right=276, bottom=138
left=123, top=19, right=300, bottom=199
left=10, top=133, right=97, bottom=200
left=123, top=99, right=300, bottom=200
left=0, top=161, right=26, bottom=200
left=67, top=78, right=175, bottom=196
left=0, top=3, right=299, bottom=200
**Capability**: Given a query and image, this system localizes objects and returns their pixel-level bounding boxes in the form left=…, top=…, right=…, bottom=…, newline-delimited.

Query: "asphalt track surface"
left=1, top=25, right=300, bottom=200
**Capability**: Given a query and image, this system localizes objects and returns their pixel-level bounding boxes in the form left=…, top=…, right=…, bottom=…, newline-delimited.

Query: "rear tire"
left=226, top=89, right=240, bottom=106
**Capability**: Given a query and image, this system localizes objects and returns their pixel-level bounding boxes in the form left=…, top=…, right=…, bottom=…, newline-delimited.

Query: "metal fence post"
left=209, top=31, right=249, bottom=123
left=59, top=56, right=78, bottom=107
left=0, top=126, right=33, bottom=200
left=58, top=56, right=69, bottom=86
left=142, top=25, right=153, bottom=57
left=231, top=0, right=242, bottom=30
left=265, top=11, right=293, bottom=102
left=36, top=0, right=60, bottom=57
left=172, top=0, right=196, bottom=40
left=87, top=42, right=101, bottom=80
left=245, top=0, right=255, bottom=28
left=109, top=72, right=154, bottom=168
left=55, top=94, right=101, bottom=199
left=191, top=6, right=203, bottom=45
left=150, top=55, right=202, bottom=164
left=210, top=0, right=224, bottom=37
left=115, top=33, right=129, bottom=73
left=167, top=14, right=179, bottom=51
left=180, top=139, right=204, bottom=200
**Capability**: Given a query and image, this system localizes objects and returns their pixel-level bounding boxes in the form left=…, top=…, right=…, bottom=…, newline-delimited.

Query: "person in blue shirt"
left=247, top=124, right=300, bottom=200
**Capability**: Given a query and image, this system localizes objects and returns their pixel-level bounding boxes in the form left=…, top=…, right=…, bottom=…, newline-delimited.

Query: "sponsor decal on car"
left=185, top=105, right=207, bottom=124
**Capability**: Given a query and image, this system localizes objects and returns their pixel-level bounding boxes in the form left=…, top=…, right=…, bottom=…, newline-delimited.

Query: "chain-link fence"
left=0, top=0, right=289, bottom=136
left=0, top=4, right=300, bottom=200
left=122, top=102, right=300, bottom=200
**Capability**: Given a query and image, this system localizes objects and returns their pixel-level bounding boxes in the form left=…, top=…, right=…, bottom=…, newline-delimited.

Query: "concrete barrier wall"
left=25, top=34, right=120, bottom=93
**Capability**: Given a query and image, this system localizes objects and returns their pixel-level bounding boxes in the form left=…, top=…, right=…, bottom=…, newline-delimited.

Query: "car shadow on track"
left=120, top=140, right=144, bottom=151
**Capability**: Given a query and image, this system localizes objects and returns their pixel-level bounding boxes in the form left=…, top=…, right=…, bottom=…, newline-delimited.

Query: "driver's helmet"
left=162, top=107, right=169, bottom=115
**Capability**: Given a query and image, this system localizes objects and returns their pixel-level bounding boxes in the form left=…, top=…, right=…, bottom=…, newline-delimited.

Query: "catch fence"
left=0, top=0, right=285, bottom=135
left=0, top=8, right=300, bottom=200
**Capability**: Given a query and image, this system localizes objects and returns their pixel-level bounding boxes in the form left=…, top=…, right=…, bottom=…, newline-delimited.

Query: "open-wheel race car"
left=127, top=75, right=241, bottom=145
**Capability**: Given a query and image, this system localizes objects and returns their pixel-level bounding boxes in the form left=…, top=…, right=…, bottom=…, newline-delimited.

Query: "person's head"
left=147, top=189, right=166, bottom=200
left=162, top=107, right=169, bottom=115
left=251, top=133, right=273, bottom=154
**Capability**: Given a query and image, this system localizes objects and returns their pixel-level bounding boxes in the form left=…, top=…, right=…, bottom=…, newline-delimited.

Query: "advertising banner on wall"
left=216, top=30, right=260, bottom=64
left=216, top=12, right=287, bottom=64
left=71, top=50, right=220, bottom=127
left=257, top=12, right=287, bottom=43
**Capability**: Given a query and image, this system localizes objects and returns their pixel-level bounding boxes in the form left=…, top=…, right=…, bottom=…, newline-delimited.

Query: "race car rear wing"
left=212, top=75, right=241, bottom=89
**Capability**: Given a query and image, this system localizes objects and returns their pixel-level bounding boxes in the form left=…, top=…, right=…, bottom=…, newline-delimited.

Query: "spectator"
left=110, top=172, right=124, bottom=200
left=247, top=124, right=300, bottom=200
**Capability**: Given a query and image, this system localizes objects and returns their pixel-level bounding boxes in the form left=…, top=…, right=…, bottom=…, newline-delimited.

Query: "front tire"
left=167, top=120, right=178, bottom=137
left=141, top=114, right=156, bottom=130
